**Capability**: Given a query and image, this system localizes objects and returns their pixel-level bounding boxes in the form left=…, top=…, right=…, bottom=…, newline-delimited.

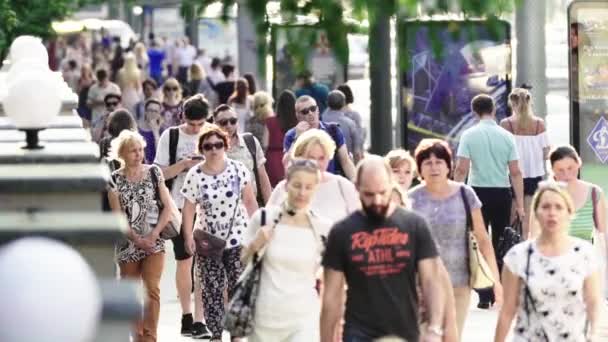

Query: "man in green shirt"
left=454, top=94, right=524, bottom=309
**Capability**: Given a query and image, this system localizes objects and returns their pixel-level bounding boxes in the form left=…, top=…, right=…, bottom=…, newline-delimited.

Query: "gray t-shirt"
left=323, top=109, right=362, bottom=155
left=408, top=184, right=482, bottom=287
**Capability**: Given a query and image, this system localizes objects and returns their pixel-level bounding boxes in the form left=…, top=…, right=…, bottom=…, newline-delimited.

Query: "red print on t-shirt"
left=349, top=227, right=411, bottom=277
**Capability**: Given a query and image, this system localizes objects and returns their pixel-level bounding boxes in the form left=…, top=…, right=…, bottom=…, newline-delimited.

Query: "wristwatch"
left=427, top=325, right=444, bottom=337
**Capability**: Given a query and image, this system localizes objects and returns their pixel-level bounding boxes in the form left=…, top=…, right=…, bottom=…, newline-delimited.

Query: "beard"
left=361, top=202, right=390, bottom=223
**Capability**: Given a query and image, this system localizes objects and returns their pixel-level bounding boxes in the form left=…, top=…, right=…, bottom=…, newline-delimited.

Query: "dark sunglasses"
left=202, top=141, right=225, bottom=151
left=165, top=86, right=179, bottom=92
left=105, top=101, right=119, bottom=107
left=298, top=105, right=317, bottom=115
left=218, top=118, right=238, bottom=127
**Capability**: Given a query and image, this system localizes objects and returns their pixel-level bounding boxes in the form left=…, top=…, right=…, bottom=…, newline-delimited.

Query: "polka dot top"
left=181, top=158, right=251, bottom=248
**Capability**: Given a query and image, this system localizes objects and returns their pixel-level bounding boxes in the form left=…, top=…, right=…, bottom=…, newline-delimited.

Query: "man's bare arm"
left=453, top=157, right=470, bottom=183
left=418, top=257, right=445, bottom=328
left=320, top=268, right=345, bottom=342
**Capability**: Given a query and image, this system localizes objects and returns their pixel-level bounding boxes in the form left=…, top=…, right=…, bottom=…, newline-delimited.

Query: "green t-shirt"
left=457, top=119, right=519, bottom=188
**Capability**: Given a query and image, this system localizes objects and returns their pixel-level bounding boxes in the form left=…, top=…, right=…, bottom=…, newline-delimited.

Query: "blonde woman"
left=247, top=91, right=273, bottom=148
left=499, top=87, right=550, bottom=238
left=117, top=53, right=143, bottom=115
left=386, top=149, right=416, bottom=192
left=244, top=159, right=331, bottom=342
left=133, top=42, right=149, bottom=77
left=495, top=182, right=601, bottom=342
left=268, top=129, right=359, bottom=224
left=160, top=77, right=183, bottom=132
left=186, top=63, right=217, bottom=108
left=107, top=130, right=173, bottom=342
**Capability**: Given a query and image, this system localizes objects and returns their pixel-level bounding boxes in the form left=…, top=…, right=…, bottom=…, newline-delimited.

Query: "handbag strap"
left=223, top=160, right=242, bottom=239
left=253, top=208, right=283, bottom=263
left=459, top=186, right=473, bottom=233
left=523, top=243, right=550, bottom=341
left=149, top=166, right=161, bottom=203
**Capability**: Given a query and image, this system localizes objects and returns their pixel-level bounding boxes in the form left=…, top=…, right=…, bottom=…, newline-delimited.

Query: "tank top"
left=569, top=187, right=596, bottom=241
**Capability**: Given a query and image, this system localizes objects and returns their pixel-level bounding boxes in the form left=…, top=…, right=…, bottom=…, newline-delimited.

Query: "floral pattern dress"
left=112, top=165, right=165, bottom=264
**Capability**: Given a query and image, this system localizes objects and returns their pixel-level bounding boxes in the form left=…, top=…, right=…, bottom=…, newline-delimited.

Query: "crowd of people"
left=60, top=31, right=608, bottom=342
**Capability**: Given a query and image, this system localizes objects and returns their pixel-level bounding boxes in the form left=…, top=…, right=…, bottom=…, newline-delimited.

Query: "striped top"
left=569, top=187, right=597, bottom=241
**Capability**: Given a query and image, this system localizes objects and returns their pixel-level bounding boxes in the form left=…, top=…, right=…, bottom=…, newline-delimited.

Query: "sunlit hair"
left=133, top=42, right=148, bottom=64
left=385, top=148, right=417, bottom=176
left=109, top=130, right=146, bottom=167
left=508, top=87, right=534, bottom=125
left=197, top=124, right=229, bottom=154
left=532, top=181, right=575, bottom=215
left=286, top=158, right=322, bottom=182
left=549, top=145, right=581, bottom=166
left=292, top=128, right=336, bottom=160
left=190, top=63, right=206, bottom=81
left=118, top=53, right=141, bottom=86
left=253, top=91, right=273, bottom=121
left=162, top=77, right=182, bottom=102
left=355, top=155, right=393, bottom=186
left=391, top=183, right=410, bottom=209
left=414, top=138, right=452, bottom=180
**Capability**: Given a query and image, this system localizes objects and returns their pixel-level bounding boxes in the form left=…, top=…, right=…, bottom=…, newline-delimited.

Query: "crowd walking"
left=53, top=31, right=608, bottom=341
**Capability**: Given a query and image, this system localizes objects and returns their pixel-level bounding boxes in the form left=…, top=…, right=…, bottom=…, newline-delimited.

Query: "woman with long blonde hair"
left=117, top=53, right=143, bottom=115
left=133, top=42, right=149, bottom=77
left=499, top=87, right=550, bottom=238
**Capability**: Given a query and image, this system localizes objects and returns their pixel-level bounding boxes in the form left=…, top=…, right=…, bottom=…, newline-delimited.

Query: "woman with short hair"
left=268, top=129, right=359, bottom=224
left=244, top=159, right=331, bottom=342
left=495, top=182, right=601, bottom=342
left=107, top=130, right=173, bottom=342
left=409, top=139, right=501, bottom=338
left=181, top=124, right=258, bottom=342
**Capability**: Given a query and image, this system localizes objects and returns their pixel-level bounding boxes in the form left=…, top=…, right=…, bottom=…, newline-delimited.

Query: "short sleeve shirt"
left=226, top=134, right=266, bottom=195
left=456, top=119, right=519, bottom=188
left=283, top=121, right=345, bottom=174
left=503, top=239, right=598, bottom=342
left=181, top=159, right=251, bottom=248
left=322, top=208, right=438, bottom=341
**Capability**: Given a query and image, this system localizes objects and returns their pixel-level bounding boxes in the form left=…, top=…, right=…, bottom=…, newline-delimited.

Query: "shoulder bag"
left=460, top=186, right=495, bottom=290
left=224, top=208, right=282, bottom=337
left=497, top=215, right=523, bottom=264
left=148, top=166, right=182, bottom=239
left=193, top=161, right=241, bottom=260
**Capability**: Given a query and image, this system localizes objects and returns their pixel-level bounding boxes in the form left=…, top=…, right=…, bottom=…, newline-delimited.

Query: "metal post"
left=237, top=3, right=267, bottom=90
left=369, top=4, right=393, bottom=154
left=515, top=0, right=547, bottom=118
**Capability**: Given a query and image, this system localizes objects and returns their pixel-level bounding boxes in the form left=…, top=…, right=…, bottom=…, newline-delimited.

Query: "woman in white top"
left=117, top=53, right=143, bottom=115
left=499, top=87, right=550, bottom=238
left=494, top=182, right=601, bottom=342
left=268, top=128, right=359, bottom=223
left=243, top=159, right=331, bottom=342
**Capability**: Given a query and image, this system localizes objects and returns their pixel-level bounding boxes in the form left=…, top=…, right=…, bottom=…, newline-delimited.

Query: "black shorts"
left=172, top=209, right=194, bottom=261
left=523, top=176, right=542, bottom=196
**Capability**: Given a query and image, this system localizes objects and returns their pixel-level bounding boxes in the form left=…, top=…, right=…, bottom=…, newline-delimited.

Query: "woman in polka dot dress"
left=181, top=124, right=258, bottom=341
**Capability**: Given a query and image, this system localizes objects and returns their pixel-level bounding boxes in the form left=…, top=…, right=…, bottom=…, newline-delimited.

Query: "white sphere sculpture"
left=0, top=237, right=102, bottom=342
left=9, top=35, right=49, bottom=66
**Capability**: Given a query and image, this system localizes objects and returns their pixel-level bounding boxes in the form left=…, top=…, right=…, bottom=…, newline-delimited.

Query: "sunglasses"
left=202, top=141, right=225, bottom=151
left=106, top=101, right=119, bottom=107
left=290, top=159, right=319, bottom=168
left=218, top=118, right=238, bottom=127
left=165, top=86, right=179, bottom=92
left=298, top=105, right=317, bottom=116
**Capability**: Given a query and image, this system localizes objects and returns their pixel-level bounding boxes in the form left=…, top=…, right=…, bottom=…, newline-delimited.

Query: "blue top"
left=139, top=129, right=157, bottom=164
left=295, top=82, right=330, bottom=114
left=147, top=48, right=165, bottom=77
left=283, top=121, right=345, bottom=174
left=456, top=118, right=519, bottom=188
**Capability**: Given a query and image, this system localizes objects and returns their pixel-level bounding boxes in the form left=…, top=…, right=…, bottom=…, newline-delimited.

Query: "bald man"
left=321, top=156, right=445, bottom=342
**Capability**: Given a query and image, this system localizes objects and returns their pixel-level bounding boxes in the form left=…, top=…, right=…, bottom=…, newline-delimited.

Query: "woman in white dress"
left=495, top=182, right=601, bottom=342
left=268, top=128, right=359, bottom=224
left=243, top=159, right=330, bottom=342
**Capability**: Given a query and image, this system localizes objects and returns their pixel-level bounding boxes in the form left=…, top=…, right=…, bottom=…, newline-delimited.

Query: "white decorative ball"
left=0, top=237, right=101, bottom=342
left=9, top=36, right=48, bottom=66
left=3, top=71, right=62, bottom=129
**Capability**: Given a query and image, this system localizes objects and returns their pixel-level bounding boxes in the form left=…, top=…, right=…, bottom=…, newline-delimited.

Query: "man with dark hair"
left=321, top=156, right=445, bottom=342
left=454, top=94, right=524, bottom=309
left=153, top=94, right=212, bottom=338
left=92, top=93, right=122, bottom=143
left=208, top=57, right=225, bottom=85
left=295, top=70, right=330, bottom=114
left=324, top=90, right=363, bottom=162
left=87, top=68, right=120, bottom=141
left=282, top=95, right=356, bottom=180
left=139, top=98, right=163, bottom=163
left=215, top=64, right=236, bottom=104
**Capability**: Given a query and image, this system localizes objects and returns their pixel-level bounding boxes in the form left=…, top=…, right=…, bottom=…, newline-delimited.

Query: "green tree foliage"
left=0, top=0, right=102, bottom=59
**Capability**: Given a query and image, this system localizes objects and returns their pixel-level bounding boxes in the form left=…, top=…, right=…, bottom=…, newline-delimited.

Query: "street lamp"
left=1, top=36, right=63, bottom=149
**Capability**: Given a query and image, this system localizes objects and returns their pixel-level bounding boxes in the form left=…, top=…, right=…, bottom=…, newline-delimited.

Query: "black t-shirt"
left=322, top=207, right=438, bottom=341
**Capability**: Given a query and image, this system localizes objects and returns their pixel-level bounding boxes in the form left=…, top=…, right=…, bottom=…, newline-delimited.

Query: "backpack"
left=165, top=127, right=180, bottom=190
left=242, top=133, right=264, bottom=205
left=325, top=123, right=345, bottom=177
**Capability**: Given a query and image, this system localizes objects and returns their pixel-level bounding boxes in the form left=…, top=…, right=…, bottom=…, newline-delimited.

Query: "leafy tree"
left=0, top=0, right=102, bottom=59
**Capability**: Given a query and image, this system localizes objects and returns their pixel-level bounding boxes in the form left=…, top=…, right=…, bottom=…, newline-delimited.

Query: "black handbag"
left=148, top=167, right=182, bottom=240
left=497, top=215, right=522, bottom=265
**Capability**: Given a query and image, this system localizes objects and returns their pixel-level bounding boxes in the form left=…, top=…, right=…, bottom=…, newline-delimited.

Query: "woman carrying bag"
left=181, top=124, right=258, bottom=342
left=235, top=159, right=331, bottom=341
